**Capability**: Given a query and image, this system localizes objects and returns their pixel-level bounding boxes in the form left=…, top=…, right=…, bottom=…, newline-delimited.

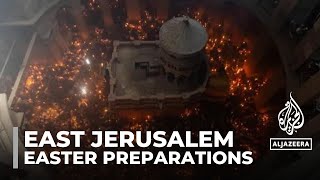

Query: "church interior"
left=0, top=0, right=320, bottom=179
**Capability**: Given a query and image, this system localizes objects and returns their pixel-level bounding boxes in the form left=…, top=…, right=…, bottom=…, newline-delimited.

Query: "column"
left=125, top=0, right=141, bottom=22
left=48, top=39, right=63, bottom=61
left=100, top=0, right=114, bottom=27
left=70, top=0, right=88, bottom=40
left=53, top=24, right=69, bottom=51
left=155, top=0, right=169, bottom=20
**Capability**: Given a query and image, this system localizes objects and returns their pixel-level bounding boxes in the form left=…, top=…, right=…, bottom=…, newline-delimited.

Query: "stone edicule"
left=107, top=40, right=209, bottom=108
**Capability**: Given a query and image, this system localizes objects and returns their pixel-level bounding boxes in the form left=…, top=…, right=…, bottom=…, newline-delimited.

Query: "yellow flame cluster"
left=125, top=10, right=164, bottom=40
left=14, top=4, right=274, bottom=158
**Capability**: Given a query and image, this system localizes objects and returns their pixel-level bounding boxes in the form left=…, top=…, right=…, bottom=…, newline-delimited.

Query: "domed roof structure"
left=159, top=16, right=208, bottom=56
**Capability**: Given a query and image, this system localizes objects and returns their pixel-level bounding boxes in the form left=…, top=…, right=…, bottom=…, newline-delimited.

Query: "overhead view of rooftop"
left=108, top=16, right=210, bottom=109
left=0, top=0, right=319, bottom=179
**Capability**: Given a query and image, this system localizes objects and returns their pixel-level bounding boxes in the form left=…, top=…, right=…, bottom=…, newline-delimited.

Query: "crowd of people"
left=11, top=0, right=276, bottom=179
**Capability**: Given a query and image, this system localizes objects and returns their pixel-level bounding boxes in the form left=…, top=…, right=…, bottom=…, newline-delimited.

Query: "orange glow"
left=14, top=5, right=272, bottom=159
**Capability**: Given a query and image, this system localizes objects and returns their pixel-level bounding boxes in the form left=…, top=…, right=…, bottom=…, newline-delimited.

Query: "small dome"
left=159, top=16, right=208, bottom=56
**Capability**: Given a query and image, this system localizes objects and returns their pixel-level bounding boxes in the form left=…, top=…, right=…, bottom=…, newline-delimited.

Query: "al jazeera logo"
left=270, top=92, right=312, bottom=151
